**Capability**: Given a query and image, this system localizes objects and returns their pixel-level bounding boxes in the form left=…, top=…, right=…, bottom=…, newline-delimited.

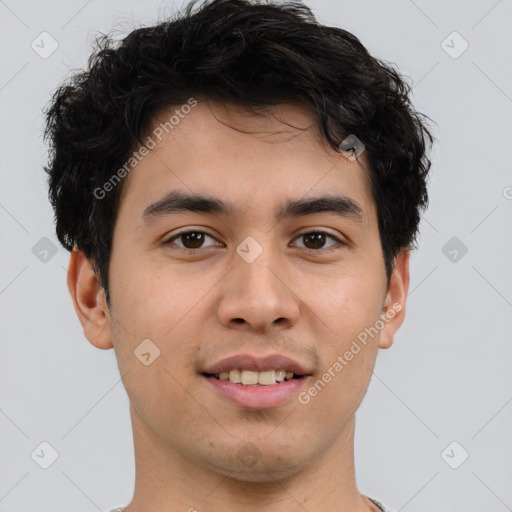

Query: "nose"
left=216, top=243, right=300, bottom=332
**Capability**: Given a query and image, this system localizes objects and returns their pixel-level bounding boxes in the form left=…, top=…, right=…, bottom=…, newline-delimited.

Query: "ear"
left=67, top=247, right=113, bottom=350
left=378, top=249, right=410, bottom=349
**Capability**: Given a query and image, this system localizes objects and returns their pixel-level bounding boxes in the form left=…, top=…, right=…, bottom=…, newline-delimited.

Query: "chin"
left=200, top=447, right=310, bottom=483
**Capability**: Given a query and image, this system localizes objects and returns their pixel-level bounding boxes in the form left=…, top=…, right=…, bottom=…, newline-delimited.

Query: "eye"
left=291, top=231, right=344, bottom=251
left=164, top=229, right=345, bottom=253
left=165, top=230, right=222, bottom=250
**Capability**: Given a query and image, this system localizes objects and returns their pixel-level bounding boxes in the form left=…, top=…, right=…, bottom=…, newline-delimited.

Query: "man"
left=44, top=0, right=433, bottom=510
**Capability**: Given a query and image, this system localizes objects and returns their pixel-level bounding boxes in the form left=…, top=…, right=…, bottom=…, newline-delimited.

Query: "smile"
left=204, top=369, right=301, bottom=386
left=202, top=372, right=310, bottom=409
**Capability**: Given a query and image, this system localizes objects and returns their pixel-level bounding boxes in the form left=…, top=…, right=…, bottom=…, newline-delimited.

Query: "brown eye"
left=167, top=231, right=219, bottom=250
left=292, top=231, right=341, bottom=251
left=303, top=233, right=327, bottom=249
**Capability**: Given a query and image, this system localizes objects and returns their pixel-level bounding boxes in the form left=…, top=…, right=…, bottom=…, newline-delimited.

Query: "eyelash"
left=164, top=229, right=346, bottom=254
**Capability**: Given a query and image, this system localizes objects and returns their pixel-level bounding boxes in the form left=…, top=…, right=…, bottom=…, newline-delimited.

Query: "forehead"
left=118, top=99, right=375, bottom=222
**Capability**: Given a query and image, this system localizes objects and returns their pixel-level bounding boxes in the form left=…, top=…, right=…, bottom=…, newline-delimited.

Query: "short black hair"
left=44, top=0, right=434, bottom=304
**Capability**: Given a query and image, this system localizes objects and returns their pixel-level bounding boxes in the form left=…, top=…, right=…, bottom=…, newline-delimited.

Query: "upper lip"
left=202, top=354, right=312, bottom=376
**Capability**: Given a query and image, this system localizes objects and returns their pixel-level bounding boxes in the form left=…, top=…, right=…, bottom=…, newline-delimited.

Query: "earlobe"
left=378, top=249, right=410, bottom=349
left=67, top=248, right=113, bottom=350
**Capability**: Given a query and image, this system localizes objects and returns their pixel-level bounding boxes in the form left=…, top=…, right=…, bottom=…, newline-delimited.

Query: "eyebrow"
left=141, top=189, right=366, bottom=224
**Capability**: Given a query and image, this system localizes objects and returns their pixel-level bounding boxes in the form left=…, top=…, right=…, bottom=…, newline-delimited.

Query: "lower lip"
left=203, top=375, right=310, bottom=409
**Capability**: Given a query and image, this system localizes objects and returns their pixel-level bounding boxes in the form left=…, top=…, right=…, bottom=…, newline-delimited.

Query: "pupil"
left=183, top=232, right=204, bottom=249
left=305, top=233, right=325, bottom=249
left=180, top=232, right=326, bottom=250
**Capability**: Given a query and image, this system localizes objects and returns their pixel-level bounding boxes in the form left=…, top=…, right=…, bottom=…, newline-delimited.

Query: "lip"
left=203, top=374, right=311, bottom=409
left=201, top=353, right=311, bottom=375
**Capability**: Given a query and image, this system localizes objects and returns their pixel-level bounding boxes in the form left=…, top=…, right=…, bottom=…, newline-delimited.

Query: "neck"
left=123, top=403, right=379, bottom=512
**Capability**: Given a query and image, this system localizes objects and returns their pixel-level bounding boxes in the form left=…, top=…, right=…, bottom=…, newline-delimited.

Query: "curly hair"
left=44, top=0, right=434, bottom=304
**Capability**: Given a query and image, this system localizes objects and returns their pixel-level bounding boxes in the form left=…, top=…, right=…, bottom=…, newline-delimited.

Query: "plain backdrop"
left=1, top=0, right=511, bottom=511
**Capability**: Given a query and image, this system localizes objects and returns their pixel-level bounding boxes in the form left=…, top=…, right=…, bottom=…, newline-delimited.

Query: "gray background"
left=1, top=0, right=511, bottom=510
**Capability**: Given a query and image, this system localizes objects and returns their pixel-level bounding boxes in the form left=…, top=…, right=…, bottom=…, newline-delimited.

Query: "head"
left=44, top=0, right=433, bottom=483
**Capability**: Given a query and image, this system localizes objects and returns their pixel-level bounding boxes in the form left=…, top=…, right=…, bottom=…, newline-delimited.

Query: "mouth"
left=201, top=372, right=311, bottom=409
left=200, top=354, right=312, bottom=409
left=202, top=369, right=306, bottom=386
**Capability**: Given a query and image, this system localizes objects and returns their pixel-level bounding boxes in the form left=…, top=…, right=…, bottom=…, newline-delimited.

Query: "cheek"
left=108, top=264, right=206, bottom=434
left=109, top=255, right=191, bottom=332
left=302, top=271, right=383, bottom=405
left=108, top=259, right=214, bottom=372
left=298, top=297, right=380, bottom=431
left=313, top=268, right=385, bottom=337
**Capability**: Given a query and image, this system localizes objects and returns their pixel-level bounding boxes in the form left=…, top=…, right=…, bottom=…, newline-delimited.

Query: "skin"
left=68, top=100, right=409, bottom=512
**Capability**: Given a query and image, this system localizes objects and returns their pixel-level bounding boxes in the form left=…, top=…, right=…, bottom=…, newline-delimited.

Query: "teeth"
left=241, top=370, right=259, bottom=385
left=229, top=369, right=241, bottom=383
left=214, top=369, right=297, bottom=385
left=258, top=370, right=276, bottom=385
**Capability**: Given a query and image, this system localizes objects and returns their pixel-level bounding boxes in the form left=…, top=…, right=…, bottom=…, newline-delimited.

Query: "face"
left=71, top=100, right=408, bottom=482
